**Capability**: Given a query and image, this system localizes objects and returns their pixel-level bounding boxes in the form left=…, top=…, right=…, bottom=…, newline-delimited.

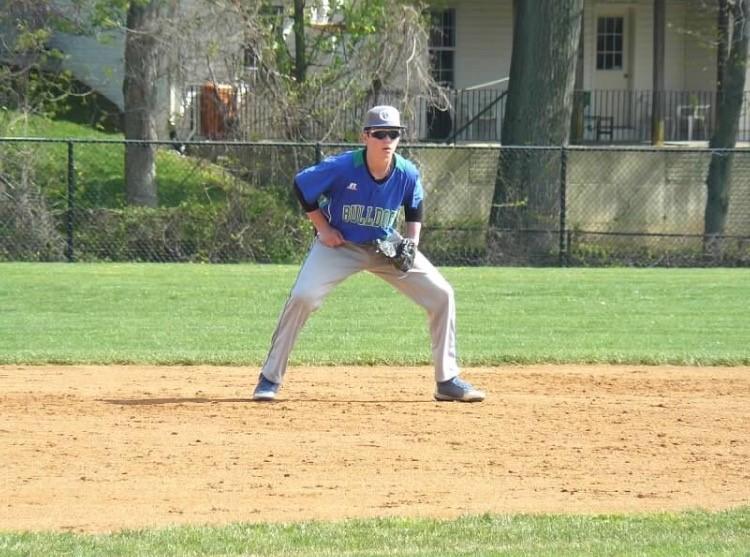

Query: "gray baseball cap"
left=363, top=105, right=405, bottom=129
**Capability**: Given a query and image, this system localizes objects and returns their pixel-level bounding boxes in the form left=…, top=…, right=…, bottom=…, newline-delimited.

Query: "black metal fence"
left=2, top=137, right=749, bottom=266
left=180, top=85, right=750, bottom=145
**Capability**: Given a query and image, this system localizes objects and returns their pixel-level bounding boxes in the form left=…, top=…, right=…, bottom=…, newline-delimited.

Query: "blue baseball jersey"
left=295, top=149, right=424, bottom=244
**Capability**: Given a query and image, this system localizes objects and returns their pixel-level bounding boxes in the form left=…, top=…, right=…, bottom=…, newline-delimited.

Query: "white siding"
left=633, top=0, right=653, bottom=92
left=681, top=0, right=717, bottom=91
left=453, top=0, right=512, bottom=89
left=664, top=0, right=684, bottom=91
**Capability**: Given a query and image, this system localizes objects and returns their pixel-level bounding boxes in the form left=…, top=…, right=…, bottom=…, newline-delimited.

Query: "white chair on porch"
left=675, top=104, right=710, bottom=140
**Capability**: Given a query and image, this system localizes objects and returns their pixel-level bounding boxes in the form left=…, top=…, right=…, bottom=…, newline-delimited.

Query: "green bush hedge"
left=72, top=188, right=312, bottom=263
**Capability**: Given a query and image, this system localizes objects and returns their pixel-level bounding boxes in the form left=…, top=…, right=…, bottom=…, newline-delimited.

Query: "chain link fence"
left=1, top=138, right=749, bottom=266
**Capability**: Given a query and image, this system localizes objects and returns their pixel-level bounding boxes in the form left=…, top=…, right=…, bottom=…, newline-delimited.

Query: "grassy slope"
left=1, top=112, right=121, bottom=139
left=1, top=113, right=230, bottom=207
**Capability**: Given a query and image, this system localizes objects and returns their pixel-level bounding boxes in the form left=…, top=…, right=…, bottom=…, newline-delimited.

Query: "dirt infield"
left=1, top=364, right=749, bottom=533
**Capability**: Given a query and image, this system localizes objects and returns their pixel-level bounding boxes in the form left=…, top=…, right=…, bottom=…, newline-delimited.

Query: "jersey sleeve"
left=404, top=199, right=424, bottom=222
left=294, top=155, right=341, bottom=206
left=404, top=164, right=424, bottom=208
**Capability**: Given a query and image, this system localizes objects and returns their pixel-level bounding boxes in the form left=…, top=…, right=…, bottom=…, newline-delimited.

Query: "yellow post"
left=652, top=119, right=664, bottom=146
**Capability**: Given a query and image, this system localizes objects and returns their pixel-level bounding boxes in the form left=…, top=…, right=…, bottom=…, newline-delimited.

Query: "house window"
left=596, top=16, right=623, bottom=70
left=429, top=8, right=455, bottom=86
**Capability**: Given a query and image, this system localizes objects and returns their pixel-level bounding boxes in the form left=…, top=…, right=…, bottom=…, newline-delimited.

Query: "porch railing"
left=573, top=89, right=726, bottom=143
left=177, top=84, right=509, bottom=143
left=176, top=85, right=750, bottom=144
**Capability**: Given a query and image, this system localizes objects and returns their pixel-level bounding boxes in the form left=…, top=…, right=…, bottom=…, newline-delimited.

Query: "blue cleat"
left=434, top=376, right=485, bottom=402
left=253, top=373, right=280, bottom=401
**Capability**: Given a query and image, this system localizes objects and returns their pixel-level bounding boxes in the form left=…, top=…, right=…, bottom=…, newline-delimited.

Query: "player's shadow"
left=100, top=397, right=252, bottom=405
left=100, top=397, right=432, bottom=405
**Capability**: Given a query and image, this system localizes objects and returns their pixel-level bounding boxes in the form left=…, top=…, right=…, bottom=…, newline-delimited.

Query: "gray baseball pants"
left=260, top=238, right=460, bottom=384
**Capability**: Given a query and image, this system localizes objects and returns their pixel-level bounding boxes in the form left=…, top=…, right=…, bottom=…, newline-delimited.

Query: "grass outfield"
left=0, top=263, right=748, bottom=366
left=1, top=509, right=749, bottom=556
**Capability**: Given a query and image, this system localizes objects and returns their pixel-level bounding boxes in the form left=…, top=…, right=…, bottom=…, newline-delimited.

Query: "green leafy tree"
left=0, top=0, right=78, bottom=132
left=222, top=0, right=443, bottom=140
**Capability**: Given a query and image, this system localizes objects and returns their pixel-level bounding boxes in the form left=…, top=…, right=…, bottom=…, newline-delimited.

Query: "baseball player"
left=253, top=105, right=485, bottom=403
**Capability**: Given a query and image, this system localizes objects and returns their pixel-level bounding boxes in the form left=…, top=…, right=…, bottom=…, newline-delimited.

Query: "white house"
left=441, top=1, right=715, bottom=94
left=28, top=0, right=741, bottom=142
left=429, top=0, right=723, bottom=142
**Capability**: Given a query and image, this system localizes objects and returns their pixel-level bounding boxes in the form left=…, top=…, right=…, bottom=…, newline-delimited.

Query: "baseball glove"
left=375, top=236, right=417, bottom=272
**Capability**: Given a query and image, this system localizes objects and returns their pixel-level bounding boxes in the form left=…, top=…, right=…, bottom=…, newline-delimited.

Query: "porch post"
left=651, top=0, right=666, bottom=145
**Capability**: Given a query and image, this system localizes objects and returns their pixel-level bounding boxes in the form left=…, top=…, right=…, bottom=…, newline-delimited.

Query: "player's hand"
left=318, top=226, right=345, bottom=247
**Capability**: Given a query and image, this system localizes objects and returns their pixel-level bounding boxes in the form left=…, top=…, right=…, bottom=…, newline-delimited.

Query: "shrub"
left=72, top=187, right=311, bottom=263
left=420, top=224, right=489, bottom=266
left=0, top=145, right=66, bottom=261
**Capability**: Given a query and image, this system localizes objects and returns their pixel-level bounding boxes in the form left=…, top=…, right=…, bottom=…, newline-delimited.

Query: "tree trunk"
left=490, top=0, right=583, bottom=260
left=123, top=0, right=166, bottom=207
left=716, top=0, right=730, bottom=99
left=499, top=0, right=582, bottom=146
left=704, top=0, right=749, bottom=254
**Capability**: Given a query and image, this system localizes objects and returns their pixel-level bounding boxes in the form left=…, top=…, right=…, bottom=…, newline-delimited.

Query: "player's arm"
left=307, top=209, right=345, bottom=247
left=294, top=181, right=344, bottom=247
left=404, top=201, right=423, bottom=245
left=405, top=221, right=421, bottom=245
left=402, top=163, right=425, bottom=245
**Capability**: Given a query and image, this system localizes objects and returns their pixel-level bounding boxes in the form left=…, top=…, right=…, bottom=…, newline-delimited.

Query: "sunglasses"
left=368, top=129, right=401, bottom=140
